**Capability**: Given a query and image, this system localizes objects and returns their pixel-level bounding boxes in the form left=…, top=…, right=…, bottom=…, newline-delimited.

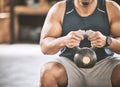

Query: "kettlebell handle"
left=73, top=46, right=81, bottom=52
left=73, top=31, right=90, bottom=52
left=73, top=31, right=98, bottom=51
left=83, top=30, right=93, bottom=38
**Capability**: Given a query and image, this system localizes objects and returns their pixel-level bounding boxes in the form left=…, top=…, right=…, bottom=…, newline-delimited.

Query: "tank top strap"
left=65, top=0, right=74, bottom=13
left=97, top=0, right=107, bottom=13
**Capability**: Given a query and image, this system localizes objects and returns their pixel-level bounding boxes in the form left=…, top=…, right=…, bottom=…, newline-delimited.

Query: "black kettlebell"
left=74, top=46, right=97, bottom=68
left=73, top=31, right=97, bottom=68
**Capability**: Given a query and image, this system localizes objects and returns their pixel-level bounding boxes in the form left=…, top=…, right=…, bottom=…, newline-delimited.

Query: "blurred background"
left=0, top=0, right=61, bottom=87
left=0, top=0, right=61, bottom=44
left=0, top=0, right=119, bottom=87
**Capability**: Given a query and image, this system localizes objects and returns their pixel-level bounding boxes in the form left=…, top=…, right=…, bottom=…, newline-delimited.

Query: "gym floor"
left=0, top=44, right=120, bottom=87
left=0, top=44, right=58, bottom=87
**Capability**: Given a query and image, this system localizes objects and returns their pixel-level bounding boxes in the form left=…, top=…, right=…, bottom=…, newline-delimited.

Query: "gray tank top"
left=59, top=0, right=114, bottom=61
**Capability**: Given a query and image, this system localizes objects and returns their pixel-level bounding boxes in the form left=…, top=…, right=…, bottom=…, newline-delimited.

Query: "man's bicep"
left=41, top=12, right=62, bottom=40
left=110, top=18, right=120, bottom=38
left=109, top=1, right=120, bottom=38
left=41, top=20, right=62, bottom=39
left=40, top=1, right=64, bottom=40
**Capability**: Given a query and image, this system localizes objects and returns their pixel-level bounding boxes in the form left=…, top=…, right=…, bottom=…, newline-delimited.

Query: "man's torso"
left=59, top=0, right=114, bottom=61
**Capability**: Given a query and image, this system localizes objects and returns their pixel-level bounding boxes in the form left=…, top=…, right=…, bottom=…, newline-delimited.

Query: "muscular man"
left=40, top=0, right=120, bottom=87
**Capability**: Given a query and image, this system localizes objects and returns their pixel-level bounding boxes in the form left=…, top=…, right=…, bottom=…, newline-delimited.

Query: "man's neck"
left=74, top=0, right=97, bottom=17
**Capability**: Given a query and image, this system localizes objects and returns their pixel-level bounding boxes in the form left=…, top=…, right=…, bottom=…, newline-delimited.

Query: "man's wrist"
left=104, top=36, right=112, bottom=47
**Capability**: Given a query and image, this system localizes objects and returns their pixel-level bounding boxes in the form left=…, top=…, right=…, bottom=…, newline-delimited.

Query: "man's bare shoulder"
left=48, top=1, right=66, bottom=16
left=106, top=0, right=120, bottom=11
left=106, top=0, right=120, bottom=22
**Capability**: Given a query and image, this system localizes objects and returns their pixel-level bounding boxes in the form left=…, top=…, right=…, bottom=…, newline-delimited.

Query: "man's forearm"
left=40, top=37, right=66, bottom=55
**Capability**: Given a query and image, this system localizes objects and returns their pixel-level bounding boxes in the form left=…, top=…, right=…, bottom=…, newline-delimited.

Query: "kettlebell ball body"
left=74, top=47, right=97, bottom=68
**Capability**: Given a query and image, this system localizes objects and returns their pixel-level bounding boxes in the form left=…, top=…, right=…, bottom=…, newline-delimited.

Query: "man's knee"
left=40, top=62, right=68, bottom=87
left=111, top=64, right=120, bottom=87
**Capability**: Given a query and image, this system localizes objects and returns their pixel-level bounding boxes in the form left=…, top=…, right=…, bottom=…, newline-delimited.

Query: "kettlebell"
left=74, top=46, right=97, bottom=68
left=73, top=31, right=97, bottom=68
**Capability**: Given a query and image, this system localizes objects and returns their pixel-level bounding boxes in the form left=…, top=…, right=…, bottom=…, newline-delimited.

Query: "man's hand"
left=64, top=30, right=85, bottom=48
left=87, top=30, right=107, bottom=48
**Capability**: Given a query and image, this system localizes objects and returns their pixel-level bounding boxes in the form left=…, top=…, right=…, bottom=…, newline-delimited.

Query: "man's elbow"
left=40, top=40, right=58, bottom=55
left=40, top=46, right=49, bottom=55
left=40, top=42, right=48, bottom=54
left=40, top=43, right=52, bottom=55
